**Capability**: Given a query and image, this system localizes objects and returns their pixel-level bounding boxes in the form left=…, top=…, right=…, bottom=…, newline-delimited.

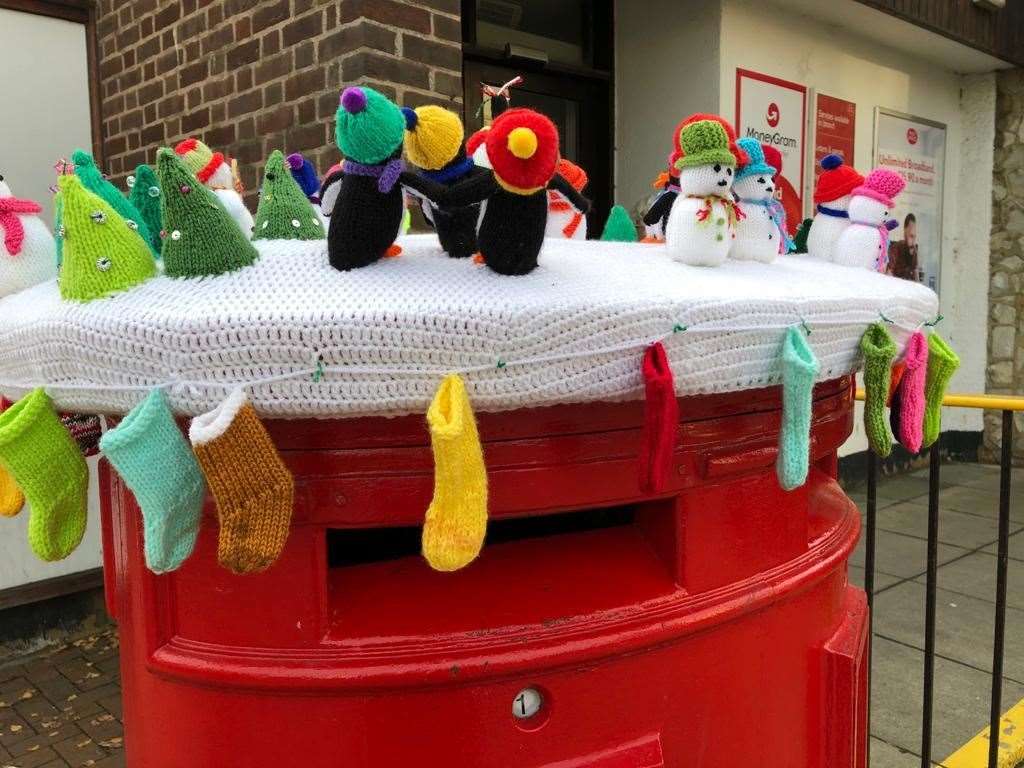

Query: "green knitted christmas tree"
left=600, top=205, right=638, bottom=242
left=71, top=149, right=157, bottom=258
left=252, top=151, right=324, bottom=241
left=791, top=218, right=813, bottom=254
left=156, top=148, right=259, bottom=278
left=128, top=164, right=164, bottom=253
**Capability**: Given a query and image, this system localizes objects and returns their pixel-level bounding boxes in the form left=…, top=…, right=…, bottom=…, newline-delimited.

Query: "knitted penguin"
left=806, top=154, right=864, bottom=261
left=664, top=117, right=743, bottom=267
left=0, top=174, right=57, bottom=298
left=57, top=175, right=156, bottom=303
left=174, top=138, right=254, bottom=237
left=71, top=150, right=157, bottom=258
left=126, top=164, right=163, bottom=253
left=252, top=151, right=325, bottom=241
left=402, top=105, right=489, bottom=258
left=833, top=168, right=906, bottom=271
left=324, top=86, right=442, bottom=271
left=156, top=148, right=259, bottom=278
left=438, top=108, right=590, bottom=275
left=731, top=138, right=785, bottom=263
left=545, top=158, right=588, bottom=240
left=466, top=127, right=492, bottom=169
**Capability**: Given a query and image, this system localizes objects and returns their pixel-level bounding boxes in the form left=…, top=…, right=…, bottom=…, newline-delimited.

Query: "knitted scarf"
left=0, top=197, right=42, bottom=256
left=342, top=158, right=403, bottom=194
left=423, top=157, right=475, bottom=185
left=547, top=190, right=584, bottom=238
left=816, top=203, right=848, bottom=218
left=688, top=194, right=744, bottom=227
left=740, top=197, right=795, bottom=254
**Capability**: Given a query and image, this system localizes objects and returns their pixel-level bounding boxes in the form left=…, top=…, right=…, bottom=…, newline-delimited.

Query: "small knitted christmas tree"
left=58, top=175, right=156, bottom=303
left=791, top=218, right=813, bottom=254
left=128, top=164, right=163, bottom=253
left=71, top=150, right=157, bottom=258
left=600, top=204, right=638, bottom=242
left=252, top=150, right=324, bottom=241
left=156, top=148, right=259, bottom=278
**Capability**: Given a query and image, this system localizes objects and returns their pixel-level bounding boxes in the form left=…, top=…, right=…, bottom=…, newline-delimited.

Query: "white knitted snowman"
left=832, top=168, right=906, bottom=271
left=806, top=154, right=864, bottom=261
left=173, top=139, right=255, bottom=236
left=730, top=138, right=781, bottom=263
left=0, top=175, right=57, bottom=298
left=664, top=119, right=740, bottom=267
left=544, top=159, right=588, bottom=240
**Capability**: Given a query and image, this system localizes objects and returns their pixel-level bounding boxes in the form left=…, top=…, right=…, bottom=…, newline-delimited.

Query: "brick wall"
left=95, top=0, right=463, bottom=207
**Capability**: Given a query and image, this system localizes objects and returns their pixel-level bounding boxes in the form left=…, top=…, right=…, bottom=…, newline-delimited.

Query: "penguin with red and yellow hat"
left=441, top=108, right=590, bottom=275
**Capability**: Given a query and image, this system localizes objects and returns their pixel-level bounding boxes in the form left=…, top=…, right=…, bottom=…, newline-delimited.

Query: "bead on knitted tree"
left=252, top=150, right=324, bottom=241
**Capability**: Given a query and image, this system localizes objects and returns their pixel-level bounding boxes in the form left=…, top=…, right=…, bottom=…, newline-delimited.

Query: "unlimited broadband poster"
left=874, top=108, right=946, bottom=291
left=735, top=68, right=807, bottom=235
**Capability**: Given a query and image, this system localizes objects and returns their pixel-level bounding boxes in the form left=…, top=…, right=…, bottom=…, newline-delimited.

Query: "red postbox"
left=100, top=376, right=867, bottom=767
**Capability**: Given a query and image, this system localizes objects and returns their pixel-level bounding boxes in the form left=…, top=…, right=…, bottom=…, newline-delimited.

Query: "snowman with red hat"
left=806, top=154, right=864, bottom=261
left=833, top=168, right=906, bottom=271
left=173, top=138, right=254, bottom=236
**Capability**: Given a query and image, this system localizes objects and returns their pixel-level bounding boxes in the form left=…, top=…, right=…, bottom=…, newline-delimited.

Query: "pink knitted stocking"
left=897, top=331, right=929, bottom=453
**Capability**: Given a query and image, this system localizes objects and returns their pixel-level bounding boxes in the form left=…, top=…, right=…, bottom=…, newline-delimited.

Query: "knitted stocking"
left=776, top=327, right=820, bottom=491
left=100, top=390, right=206, bottom=573
left=0, top=389, right=88, bottom=561
left=189, top=390, right=293, bottom=574
left=0, top=399, right=23, bottom=517
left=887, top=359, right=906, bottom=406
left=895, top=331, right=929, bottom=453
left=860, top=323, right=897, bottom=457
left=639, top=342, right=679, bottom=494
left=923, top=333, right=960, bottom=449
left=422, top=374, right=488, bottom=572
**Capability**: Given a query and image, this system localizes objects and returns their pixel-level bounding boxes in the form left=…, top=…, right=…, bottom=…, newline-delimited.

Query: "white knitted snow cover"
left=0, top=235, right=938, bottom=419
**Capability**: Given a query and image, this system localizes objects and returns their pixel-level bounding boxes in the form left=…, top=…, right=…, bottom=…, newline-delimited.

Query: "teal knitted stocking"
left=100, top=389, right=206, bottom=573
left=860, top=323, right=897, bottom=457
left=777, top=326, right=820, bottom=491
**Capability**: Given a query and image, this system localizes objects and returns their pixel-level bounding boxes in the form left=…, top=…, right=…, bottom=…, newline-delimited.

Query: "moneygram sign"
left=735, top=68, right=807, bottom=232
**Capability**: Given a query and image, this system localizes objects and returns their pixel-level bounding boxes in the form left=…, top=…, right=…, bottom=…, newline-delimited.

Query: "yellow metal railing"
left=854, top=388, right=1024, bottom=411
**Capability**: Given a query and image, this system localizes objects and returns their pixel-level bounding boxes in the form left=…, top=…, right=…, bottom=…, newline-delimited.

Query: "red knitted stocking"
left=639, top=342, right=679, bottom=493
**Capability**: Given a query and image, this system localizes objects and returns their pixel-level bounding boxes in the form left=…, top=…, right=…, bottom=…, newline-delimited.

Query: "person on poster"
left=887, top=212, right=920, bottom=282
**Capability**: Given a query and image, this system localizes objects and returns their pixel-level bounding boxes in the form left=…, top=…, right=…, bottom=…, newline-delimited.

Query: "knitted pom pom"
left=485, top=108, right=559, bottom=192
left=340, top=86, right=367, bottom=113
left=821, top=153, right=843, bottom=171
left=401, top=106, right=418, bottom=130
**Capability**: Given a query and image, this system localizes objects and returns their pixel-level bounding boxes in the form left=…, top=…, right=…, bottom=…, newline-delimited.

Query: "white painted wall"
left=0, top=9, right=101, bottom=593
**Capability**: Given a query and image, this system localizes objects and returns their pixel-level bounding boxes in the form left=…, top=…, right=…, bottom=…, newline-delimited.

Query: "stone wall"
left=986, top=68, right=1024, bottom=464
left=94, top=0, right=463, bottom=207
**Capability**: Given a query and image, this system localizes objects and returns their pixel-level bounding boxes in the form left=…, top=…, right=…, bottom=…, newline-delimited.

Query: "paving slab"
left=874, top=500, right=1022, bottom=550
left=848, top=564, right=902, bottom=592
left=851, top=529, right=970, bottom=579
left=869, top=736, right=923, bottom=768
left=982, top=529, right=1024, bottom=562
left=930, top=484, right=1024, bottom=522
left=914, top=551, right=1024, bottom=611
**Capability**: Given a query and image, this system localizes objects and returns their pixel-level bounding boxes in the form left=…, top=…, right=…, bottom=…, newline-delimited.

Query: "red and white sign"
left=813, top=93, right=856, bottom=184
left=735, top=69, right=807, bottom=235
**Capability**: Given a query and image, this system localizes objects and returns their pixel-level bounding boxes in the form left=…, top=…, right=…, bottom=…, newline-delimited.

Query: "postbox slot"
left=325, top=500, right=679, bottom=640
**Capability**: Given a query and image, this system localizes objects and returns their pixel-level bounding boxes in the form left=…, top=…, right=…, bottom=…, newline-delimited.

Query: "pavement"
left=0, top=462, right=1018, bottom=767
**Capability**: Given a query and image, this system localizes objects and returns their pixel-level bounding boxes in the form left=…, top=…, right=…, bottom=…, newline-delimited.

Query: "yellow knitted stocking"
left=422, top=375, right=488, bottom=572
left=0, top=464, right=24, bottom=518
left=188, top=390, right=294, bottom=575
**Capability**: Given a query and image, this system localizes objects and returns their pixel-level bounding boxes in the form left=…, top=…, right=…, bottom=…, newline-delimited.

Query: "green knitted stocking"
left=860, top=323, right=897, bottom=457
left=923, top=332, right=960, bottom=449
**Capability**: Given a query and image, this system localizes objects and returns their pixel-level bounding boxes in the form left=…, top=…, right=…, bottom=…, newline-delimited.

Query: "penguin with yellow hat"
left=401, top=105, right=489, bottom=259
left=440, top=108, right=590, bottom=275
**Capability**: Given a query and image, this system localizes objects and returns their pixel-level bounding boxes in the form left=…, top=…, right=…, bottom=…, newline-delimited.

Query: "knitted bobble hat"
left=761, top=144, right=784, bottom=183
left=734, top=137, right=776, bottom=182
left=286, top=153, right=321, bottom=199
left=675, top=113, right=748, bottom=166
left=156, top=148, right=259, bottom=278
left=252, top=150, right=324, bottom=241
left=813, top=154, right=864, bottom=204
left=174, top=138, right=228, bottom=185
left=485, top=108, right=559, bottom=194
left=127, top=164, right=163, bottom=253
left=335, top=86, right=406, bottom=165
left=402, top=105, right=465, bottom=171
left=57, top=175, right=156, bottom=303
left=675, top=120, right=736, bottom=169
left=852, top=168, right=906, bottom=209
left=71, top=150, right=157, bottom=257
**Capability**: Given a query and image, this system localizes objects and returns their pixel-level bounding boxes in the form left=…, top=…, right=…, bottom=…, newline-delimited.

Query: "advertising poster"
left=735, top=68, right=807, bottom=235
left=873, top=108, right=946, bottom=292
left=814, top=93, right=856, bottom=181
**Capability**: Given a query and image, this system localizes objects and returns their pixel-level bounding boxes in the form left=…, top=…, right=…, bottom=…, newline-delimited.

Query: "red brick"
left=402, top=34, right=461, bottom=72
left=179, top=60, right=208, bottom=88
left=138, top=80, right=164, bottom=105
left=141, top=123, right=165, bottom=146
left=319, top=20, right=396, bottom=61
left=433, top=70, right=463, bottom=100
left=294, top=41, right=315, bottom=69
left=285, top=68, right=325, bottom=101
left=205, top=124, right=237, bottom=148
left=286, top=123, right=327, bottom=152
left=254, top=52, right=291, bottom=85
left=283, top=12, right=323, bottom=48
left=339, top=0, right=431, bottom=34
left=342, top=51, right=429, bottom=90
left=252, top=0, right=290, bottom=32
left=256, top=104, right=293, bottom=134
left=431, top=12, right=461, bottom=42
left=228, top=89, right=262, bottom=118
left=181, top=107, right=210, bottom=134
left=236, top=66, right=253, bottom=91
left=262, top=29, right=280, bottom=56
left=226, top=39, right=259, bottom=68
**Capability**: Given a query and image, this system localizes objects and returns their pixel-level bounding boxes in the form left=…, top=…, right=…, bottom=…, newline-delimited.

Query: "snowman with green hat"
left=664, top=117, right=744, bottom=267
left=252, top=150, right=324, bottom=241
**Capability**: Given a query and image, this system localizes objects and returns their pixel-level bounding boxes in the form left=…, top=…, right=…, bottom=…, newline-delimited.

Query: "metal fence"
left=856, top=391, right=1024, bottom=768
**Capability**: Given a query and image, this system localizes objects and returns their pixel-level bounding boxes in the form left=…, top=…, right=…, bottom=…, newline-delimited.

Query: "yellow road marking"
left=943, top=697, right=1024, bottom=768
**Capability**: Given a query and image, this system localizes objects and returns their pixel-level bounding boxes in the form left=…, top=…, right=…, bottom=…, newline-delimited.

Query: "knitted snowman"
left=833, top=168, right=906, bottom=271
left=806, top=154, right=864, bottom=261
left=0, top=175, right=57, bottom=298
left=173, top=138, right=254, bottom=237
left=731, top=137, right=782, bottom=263
left=252, top=150, right=324, bottom=241
left=545, top=159, right=588, bottom=240
left=664, top=118, right=741, bottom=267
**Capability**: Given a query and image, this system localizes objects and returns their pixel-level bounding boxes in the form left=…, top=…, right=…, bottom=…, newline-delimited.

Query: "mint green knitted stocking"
left=860, top=323, right=897, bottom=457
left=777, top=326, right=820, bottom=491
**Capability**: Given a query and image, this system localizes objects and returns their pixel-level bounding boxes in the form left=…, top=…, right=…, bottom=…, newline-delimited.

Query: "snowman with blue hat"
left=730, top=137, right=791, bottom=263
